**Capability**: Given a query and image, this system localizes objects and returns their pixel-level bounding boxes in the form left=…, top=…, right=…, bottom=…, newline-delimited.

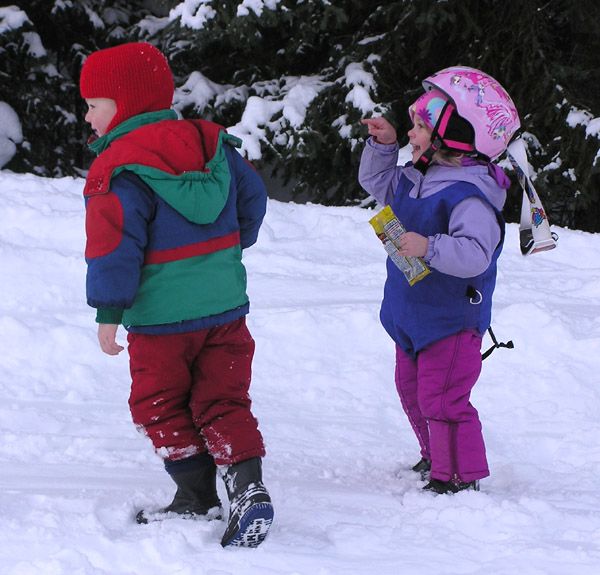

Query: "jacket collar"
left=88, top=109, right=178, bottom=155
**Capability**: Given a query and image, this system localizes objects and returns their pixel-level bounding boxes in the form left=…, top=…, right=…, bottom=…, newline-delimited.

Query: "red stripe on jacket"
left=144, top=231, right=240, bottom=265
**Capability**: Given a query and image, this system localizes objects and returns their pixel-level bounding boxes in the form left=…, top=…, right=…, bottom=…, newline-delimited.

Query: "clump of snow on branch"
left=0, top=5, right=30, bottom=34
left=566, top=106, right=600, bottom=165
left=22, top=31, right=46, bottom=57
left=237, top=0, right=281, bottom=18
left=343, top=62, right=378, bottom=115
left=0, top=102, right=23, bottom=169
left=169, top=0, right=216, bottom=30
left=174, top=71, right=248, bottom=113
left=223, top=76, right=331, bottom=160
left=566, top=106, right=600, bottom=139
left=331, top=62, right=383, bottom=150
left=0, top=6, right=46, bottom=57
left=174, top=61, right=387, bottom=159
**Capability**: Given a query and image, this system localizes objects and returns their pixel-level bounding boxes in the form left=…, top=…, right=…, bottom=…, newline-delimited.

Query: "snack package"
left=369, top=205, right=430, bottom=286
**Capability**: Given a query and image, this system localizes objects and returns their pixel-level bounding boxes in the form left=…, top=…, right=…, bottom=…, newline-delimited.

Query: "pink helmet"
left=422, top=66, right=520, bottom=160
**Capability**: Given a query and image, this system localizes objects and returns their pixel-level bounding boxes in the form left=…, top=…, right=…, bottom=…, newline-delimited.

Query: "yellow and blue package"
left=369, top=205, right=430, bottom=286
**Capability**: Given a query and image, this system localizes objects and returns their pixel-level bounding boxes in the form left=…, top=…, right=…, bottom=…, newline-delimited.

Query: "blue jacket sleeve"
left=85, top=172, right=154, bottom=312
left=227, top=147, right=267, bottom=249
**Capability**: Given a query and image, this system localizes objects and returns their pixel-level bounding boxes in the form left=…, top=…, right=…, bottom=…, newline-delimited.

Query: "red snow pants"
left=127, top=318, right=265, bottom=466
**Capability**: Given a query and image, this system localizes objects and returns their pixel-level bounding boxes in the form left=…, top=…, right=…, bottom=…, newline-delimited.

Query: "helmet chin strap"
left=413, top=101, right=453, bottom=174
left=413, top=136, right=442, bottom=174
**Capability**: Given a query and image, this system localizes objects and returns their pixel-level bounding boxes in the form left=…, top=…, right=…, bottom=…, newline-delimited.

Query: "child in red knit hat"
left=79, top=42, right=273, bottom=548
left=80, top=42, right=174, bottom=135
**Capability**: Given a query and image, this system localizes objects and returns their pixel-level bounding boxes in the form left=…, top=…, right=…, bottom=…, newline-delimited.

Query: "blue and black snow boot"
left=136, top=452, right=223, bottom=524
left=220, top=457, right=274, bottom=548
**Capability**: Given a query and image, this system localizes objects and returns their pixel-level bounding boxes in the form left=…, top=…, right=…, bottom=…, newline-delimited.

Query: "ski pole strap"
left=481, top=326, right=514, bottom=361
left=506, top=138, right=557, bottom=255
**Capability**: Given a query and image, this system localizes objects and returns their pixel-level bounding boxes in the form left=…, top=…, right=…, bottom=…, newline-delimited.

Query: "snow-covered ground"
left=1, top=170, right=599, bottom=574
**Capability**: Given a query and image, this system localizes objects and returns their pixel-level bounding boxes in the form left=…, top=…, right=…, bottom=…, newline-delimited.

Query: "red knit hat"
left=80, top=42, right=174, bottom=133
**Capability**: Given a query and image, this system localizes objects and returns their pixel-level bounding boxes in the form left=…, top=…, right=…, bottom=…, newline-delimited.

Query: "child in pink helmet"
left=359, top=66, right=520, bottom=494
left=79, top=42, right=273, bottom=545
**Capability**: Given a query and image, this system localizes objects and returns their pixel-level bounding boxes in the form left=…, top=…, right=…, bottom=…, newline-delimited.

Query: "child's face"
left=84, top=98, right=117, bottom=137
left=407, top=116, right=432, bottom=164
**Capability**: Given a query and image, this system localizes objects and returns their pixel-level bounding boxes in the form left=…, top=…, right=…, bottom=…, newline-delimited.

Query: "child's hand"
left=398, top=232, right=428, bottom=258
left=97, top=323, right=125, bottom=355
left=361, top=117, right=397, bottom=145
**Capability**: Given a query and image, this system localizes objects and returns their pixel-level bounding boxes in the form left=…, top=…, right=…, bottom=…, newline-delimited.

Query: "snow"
left=174, top=71, right=237, bottom=114
left=169, top=0, right=217, bottom=30
left=566, top=106, right=600, bottom=139
left=1, top=168, right=600, bottom=574
left=343, top=62, right=379, bottom=115
left=0, top=6, right=46, bottom=58
left=0, top=102, right=23, bottom=168
left=173, top=73, right=331, bottom=160
left=586, top=118, right=600, bottom=139
left=81, top=4, right=105, bottom=30
left=0, top=5, right=30, bottom=35
left=173, top=67, right=379, bottom=160
left=237, top=0, right=281, bottom=18
left=225, top=76, right=331, bottom=160
left=21, top=31, right=46, bottom=57
left=566, top=107, right=593, bottom=129
left=135, top=15, right=170, bottom=37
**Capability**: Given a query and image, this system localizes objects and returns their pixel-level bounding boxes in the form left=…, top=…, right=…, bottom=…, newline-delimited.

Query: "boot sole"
left=221, top=501, right=274, bottom=548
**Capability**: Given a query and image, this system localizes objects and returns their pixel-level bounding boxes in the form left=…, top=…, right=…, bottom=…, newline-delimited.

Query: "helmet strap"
left=413, top=135, right=441, bottom=173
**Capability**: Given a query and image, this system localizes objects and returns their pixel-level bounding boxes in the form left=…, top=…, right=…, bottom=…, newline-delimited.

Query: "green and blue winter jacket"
left=83, top=110, right=267, bottom=333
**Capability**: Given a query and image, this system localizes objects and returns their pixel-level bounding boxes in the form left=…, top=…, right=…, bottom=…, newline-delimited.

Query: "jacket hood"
left=85, top=114, right=240, bottom=225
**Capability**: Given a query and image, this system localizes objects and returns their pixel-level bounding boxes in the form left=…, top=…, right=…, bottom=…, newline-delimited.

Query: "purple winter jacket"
left=358, top=138, right=510, bottom=278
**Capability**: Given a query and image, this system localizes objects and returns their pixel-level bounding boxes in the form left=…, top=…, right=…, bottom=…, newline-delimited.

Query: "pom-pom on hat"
left=80, top=42, right=174, bottom=134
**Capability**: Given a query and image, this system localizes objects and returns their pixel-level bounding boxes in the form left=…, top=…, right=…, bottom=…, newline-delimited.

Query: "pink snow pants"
left=395, top=330, right=489, bottom=483
left=127, top=318, right=265, bottom=466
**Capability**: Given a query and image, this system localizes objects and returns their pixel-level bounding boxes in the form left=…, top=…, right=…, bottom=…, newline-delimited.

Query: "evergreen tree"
left=1, top=0, right=599, bottom=230
left=147, top=0, right=600, bottom=228
left=140, top=0, right=386, bottom=204
left=1, top=0, right=159, bottom=175
left=0, top=4, right=56, bottom=174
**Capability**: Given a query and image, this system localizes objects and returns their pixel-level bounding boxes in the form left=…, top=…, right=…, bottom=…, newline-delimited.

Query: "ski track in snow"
left=1, top=171, right=600, bottom=575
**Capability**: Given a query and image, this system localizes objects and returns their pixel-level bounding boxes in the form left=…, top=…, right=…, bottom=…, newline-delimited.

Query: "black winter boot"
left=220, top=457, right=274, bottom=547
left=411, top=458, right=431, bottom=480
left=422, top=478, right=480, bottom=495
left=136, top=453, right=223, bottom=524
